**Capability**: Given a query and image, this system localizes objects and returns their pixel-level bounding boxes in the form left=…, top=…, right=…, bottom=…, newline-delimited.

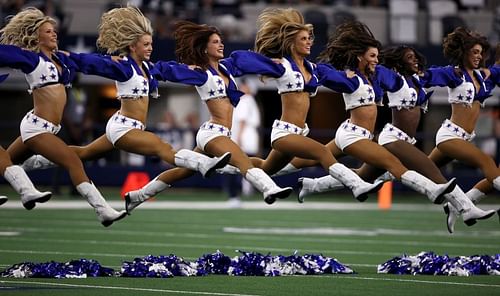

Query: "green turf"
left=0, top=186, right=499, bottom=296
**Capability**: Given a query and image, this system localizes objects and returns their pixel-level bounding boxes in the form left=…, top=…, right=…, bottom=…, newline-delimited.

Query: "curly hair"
left=318, top=21, right=381, bottom=71
left=254, top=8, right=313, bottom=58
left=0, top=7, right=56, bottom=52
left=97, top=6, right=153, bottom=55
left=174, top=20, right=221, bottom=70
left=380, top=45, right=426, bottom=76
left=442, top=27, right=490, bottom=68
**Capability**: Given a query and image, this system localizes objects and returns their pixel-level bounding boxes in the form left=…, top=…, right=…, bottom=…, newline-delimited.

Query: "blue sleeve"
left=375, top=65, right=404, bottom=92
left=68, top=52, right=132, bottom=82
left=222, top=50, right=285, bottom=78
left=316, top=63, right=359, bottom=93
left=152, top=61, right=207, bottom=86
left=421, top=66, right=463, bottom=88
left=0, top=74, right=8, bottom=83
left=0, top=44, right=39, bottom=73
left=488, top=65, right=500, bottom=87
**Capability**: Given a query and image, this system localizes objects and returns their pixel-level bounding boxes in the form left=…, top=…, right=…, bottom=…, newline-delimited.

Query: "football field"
left=0, top=186, right=499, bottom=296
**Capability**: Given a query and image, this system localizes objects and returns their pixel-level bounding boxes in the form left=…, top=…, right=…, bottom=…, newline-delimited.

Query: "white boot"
left=0, top=196, right=7, bottom=205
left=466, top=188, right=486, bottom=204
left=76, top=182, right=127, bottom=227
left=492, top=176, right=500, bottom=191
left=245, top=168, right=292, bottom=204
left=125, top=178, right=170, bottom=214
left=20, top=155, right=56, bottom=172
left=297, top=176, right=344, bottom=203
left=443, top=186, right=497, bottom=233
left=216, top=164, right=240, bottom=175
left=400, top=170, right=456, bottom=204
left=174, top=149, right=231, bottom=178
left=271, top=163, right=302, bottom=177
left=328, top=163, right=384, bottom=202
left=375, top=171, right=395, bottom=183
left=3, top=165, right=52, bottom=210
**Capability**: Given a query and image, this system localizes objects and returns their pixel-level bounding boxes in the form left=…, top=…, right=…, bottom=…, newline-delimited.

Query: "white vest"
left=342, top=76, right=376, bottom=110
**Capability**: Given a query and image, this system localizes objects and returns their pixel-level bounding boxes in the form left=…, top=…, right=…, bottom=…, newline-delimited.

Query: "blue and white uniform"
left=0, top=44, right=78, bottom=142
left=318, top=64, right=405, bottom=150
left=68, top=52, right=158, bottom=145
left=379, top=72, right=434, bottom=146
left=152, top=50, right=285, bottom=150
left=269, top=56, right=320, bottom=143
left=423, top=66, right=491, bottom=145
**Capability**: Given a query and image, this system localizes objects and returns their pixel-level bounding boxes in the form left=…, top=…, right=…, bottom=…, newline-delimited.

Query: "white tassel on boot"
left=125, top=178, right=170, bottom=214
left=174, top=149, right=231, bottom=178
left=400, top=170, right=456, bottom=204
left=443, top=186, right=496, bottom=233
left=3, top=165, right=52, bottom=210
left=245, top=168, right=292, bottom=204
left=271, top=163, right=302, bottom=177
left=0, top=195, right=7, bottom=205
left=328, top=163, right=384, bottom=202
left=20, top=155, right=56, bottom=172
left=76, top=182, right=127, bottom=227
left=297, top=176, right=344, bottom=203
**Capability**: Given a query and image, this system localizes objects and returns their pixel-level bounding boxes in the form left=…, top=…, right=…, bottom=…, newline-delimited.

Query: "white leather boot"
left=444, top=186, right=496, bottom=233
left=297, top=176, right=344, bottom=203
left=125, top=178, right=170, bottom=214
left=328, top=163, right=384, bottom=202
left=245, top=168, right=292, bottom=204
left=271, top=163, right=302, bottom=177
left=216, top=164, right=240, bottom=175
left=3, top=165, right=52, bottom=210
left=76, top=182, right=127, bottom=227
left=174, top=150, right=231, bottom=178
left=466, top=188, right=486, bottom=204
left=400, top=170, right=456, bottom=204
left=20, top=155, right=56, bottom=172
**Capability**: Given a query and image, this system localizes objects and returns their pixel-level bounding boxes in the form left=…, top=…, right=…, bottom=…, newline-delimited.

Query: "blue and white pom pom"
left=377, top=252, right=500, bottom=276
left=0, top=259, right=114, bottom=278
left=121, top=254, right=199, bottom=278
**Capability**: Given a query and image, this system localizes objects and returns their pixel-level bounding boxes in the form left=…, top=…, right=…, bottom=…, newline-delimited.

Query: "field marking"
left=0, top=280, right=261, bottom=296
left=0, top=232, right=19, bottom=236
left=0, top=200, right=467, bottom=211
left=326, top=275, right=500, bottom=288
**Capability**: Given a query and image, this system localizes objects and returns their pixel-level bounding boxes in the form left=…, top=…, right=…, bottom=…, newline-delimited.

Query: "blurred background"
left=0, top=0, right=499, bottom=196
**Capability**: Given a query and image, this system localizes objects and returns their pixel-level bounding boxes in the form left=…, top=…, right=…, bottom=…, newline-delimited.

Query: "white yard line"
left=0, top=280, right=261, bottom=296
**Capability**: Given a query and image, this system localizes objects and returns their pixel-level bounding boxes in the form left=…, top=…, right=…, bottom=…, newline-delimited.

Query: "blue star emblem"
left=40, top=74, right=47, bottom=81
left=49, top=65, right=56, bottom=72
left=466, top=96, right=472, bottom=101
left=359, top=98, right=365, bottom=104
left=294, top=127, right=298, bottom=132
left=217, top=79, right=223, bottom=85
left=284, top=124, right=290, bottom=130
left=446, top=123, right=452, bottom=128
left=132, top=121, right=138, bottom=127
left=367, top=87, right=373, bottom=94
left=287, top=82, right=293, bottom=89
left=218, top=88, right=224, bottom=94
left=457, top=94, right=463, bottom=100
left=121, top=117, right=127, bottom=124
left=141, top=88, right=147, bottom=94
left=219, top=127, right=224, bottom=133
left=453, top=127, right=459, bottom=133
left=401, top=98, right=407, bottom=105
left=409, top=99, right=415, bottom=105
left=368, top=96, right=373, bottom=101
left=389, top=127, right=394, bottom=132
left=209, top=124, right=214, bottom=129
left=397, top=132, right=403, bottom=137
left=32, top=117, right=38, bottom=124
left=295, top=82, right=302, bottom=88
left=351, top=126, right=357, bottom=131
left=209, top=89, right=215, bottom=96
left=362, top=130, right=367, bottom=135
left=132, top=87, right=139, bottom=94
left=411, top=92, right=416, bottom=98
left=50, top=74, right=56, bottom=80
left=143, top=80, right=148, bottom=86
left=467, top=89, right=473, bottom=96
left=295, top=73, right=301, bottom=79
left=43, top=122, right=49, bottom=129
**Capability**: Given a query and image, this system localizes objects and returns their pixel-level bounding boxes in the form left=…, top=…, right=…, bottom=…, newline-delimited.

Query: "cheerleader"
left=0, top=7, right=125, bottom=226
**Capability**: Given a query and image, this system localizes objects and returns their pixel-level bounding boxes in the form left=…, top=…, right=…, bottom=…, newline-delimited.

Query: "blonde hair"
left=97, top=6, right=153, bottom=55
left=254, top=8, right=313, bottom=58
left=0, top=7, right=56, bottom=52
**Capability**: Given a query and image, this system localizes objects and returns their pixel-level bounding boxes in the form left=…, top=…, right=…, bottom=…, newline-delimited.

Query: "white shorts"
left=196, top=121, right=232, bottom=150
left=20, top=110, right=61, bottom=142
left=435, top=119, right=475, bottom=146
left=335, top=119, right=374, bottom=151
left=105, top=112, right=145, bottom=146
left=270, top=119, right=309, bottom=144
left=378, top=123, right=417, bottom=146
